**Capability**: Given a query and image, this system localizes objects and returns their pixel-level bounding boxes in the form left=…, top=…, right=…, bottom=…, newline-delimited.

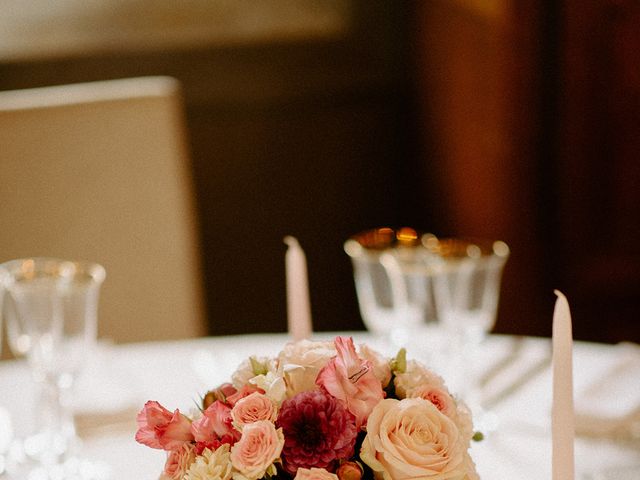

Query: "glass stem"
left=32, top=378, right=75, bottom=464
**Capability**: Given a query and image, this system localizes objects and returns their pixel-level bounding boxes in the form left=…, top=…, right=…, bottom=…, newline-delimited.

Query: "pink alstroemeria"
left=135, top=401, right=194, bottom=451
left=226, top=384, right=264, bottom=406
left=316, top=336, right=384, bottom=429
left=191, top=400, right=241, bottom=448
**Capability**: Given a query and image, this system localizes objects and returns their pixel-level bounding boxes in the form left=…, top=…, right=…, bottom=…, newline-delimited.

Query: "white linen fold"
left=574, top=342, right=640, bottom=440
left=71, top=343, right=142, bottom=437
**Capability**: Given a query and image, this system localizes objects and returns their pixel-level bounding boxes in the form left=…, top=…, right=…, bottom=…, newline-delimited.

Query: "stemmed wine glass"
left=0, top=267, right=15, bottom=476
left=423, top=236, right=510, bottom=432
left=0, top=258, right=105, bottom=475
left=345, top=228, right=509, bottom=432
left=344, top=228, right=432, bottom=353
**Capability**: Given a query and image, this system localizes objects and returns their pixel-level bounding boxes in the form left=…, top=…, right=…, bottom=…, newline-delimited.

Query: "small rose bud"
left=391, top=348, right=407, bottom=374
left=203, top=382, right=237, bottom=409
left=202, top=391, right=216, bottom=410
left=336, top=461, right=363, bottom=480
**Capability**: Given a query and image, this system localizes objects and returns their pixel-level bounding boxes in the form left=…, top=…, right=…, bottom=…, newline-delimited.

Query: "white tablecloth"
left=1, top=332, right=638, bottom=479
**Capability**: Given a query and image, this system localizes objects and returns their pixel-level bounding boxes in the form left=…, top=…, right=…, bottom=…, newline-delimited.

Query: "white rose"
left=277, top=340, right=336, bottom=397
left=360, top=398, right=474, bottom=480
left=184, top=444, right=233, bottom=480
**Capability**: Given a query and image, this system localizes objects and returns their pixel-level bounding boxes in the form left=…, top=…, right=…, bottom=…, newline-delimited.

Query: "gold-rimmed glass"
left=345, top=228, right=509, bottom=432
left=0, top=267, right=14, bottom=476
left=0, top=258, right=105, bottom=472
left=344, top=227, right=437, bottom=350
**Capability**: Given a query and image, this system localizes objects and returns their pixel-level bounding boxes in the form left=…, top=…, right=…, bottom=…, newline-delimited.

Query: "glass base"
left=3, top=437, right=112, bottom=480
left=6, top=456, right=112, bottom=480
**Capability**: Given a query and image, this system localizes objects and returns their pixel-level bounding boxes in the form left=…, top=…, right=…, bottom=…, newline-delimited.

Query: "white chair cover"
left=0, top=77, right=206, bottom=345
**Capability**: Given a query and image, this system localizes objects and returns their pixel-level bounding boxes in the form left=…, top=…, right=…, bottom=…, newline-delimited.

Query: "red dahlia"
left=277, top=389, right=357, bottom=475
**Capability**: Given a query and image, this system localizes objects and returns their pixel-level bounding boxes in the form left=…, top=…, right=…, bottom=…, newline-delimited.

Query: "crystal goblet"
left=0, top=267, right=15, bottom=476
left=0, top=258, right=105, bottom=471
left=424, top=236, right=510, bottom=431
left=344, top=227, right=440, bottom=353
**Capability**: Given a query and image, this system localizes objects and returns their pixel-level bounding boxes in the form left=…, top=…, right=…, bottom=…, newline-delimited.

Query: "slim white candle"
left=284, top=236, right=312, bottom=342
left=552, top=290, right=574, bottom=480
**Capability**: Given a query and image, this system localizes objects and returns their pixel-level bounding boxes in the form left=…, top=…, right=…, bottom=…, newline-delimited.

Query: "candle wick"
left=284, top=236, right=299, bottom=248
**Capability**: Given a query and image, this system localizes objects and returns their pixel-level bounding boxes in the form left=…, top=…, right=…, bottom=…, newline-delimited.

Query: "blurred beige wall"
left=0, top=0, right=351, bottom=61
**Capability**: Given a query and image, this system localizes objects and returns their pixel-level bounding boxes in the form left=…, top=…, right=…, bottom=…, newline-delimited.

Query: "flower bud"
left=250, top=356, right=269, bottom=375
left=391, top=348, right=407, bottom=374
left=336, top=461, right=363, bottom=480
left=203, top=382, right=237, bottom=409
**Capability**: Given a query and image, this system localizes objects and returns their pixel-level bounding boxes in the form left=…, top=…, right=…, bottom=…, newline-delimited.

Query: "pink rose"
left=316, top=337, right=384, bottom=429
left=135, top=401, right=193, bottom=451
left=231, top=392, right=278, bottom=430
left=410, top=386, right=456, bottom=417
left=360, top=398, right=476, bottom=480
left=230, top=420, right=285, bottom=480
left=295, top=467, right=339, bottom=480
left=191, top=400, right=241, bottom=448
left=163, top=443, right=196, bottom=479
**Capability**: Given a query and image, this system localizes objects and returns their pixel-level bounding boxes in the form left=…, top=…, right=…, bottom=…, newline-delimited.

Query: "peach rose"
left=407, top=386, right=474, bottom=445
left=230, top=420, right=284, bottom=480
left=294, top=467, right=339, bottom=480
left=360, top=398, right=475, bottom=480
left=231, top=392, right=278, bottom=430
left=278, top=340, right=336, bottom=397
left=163, top=443, right=196, bottom=480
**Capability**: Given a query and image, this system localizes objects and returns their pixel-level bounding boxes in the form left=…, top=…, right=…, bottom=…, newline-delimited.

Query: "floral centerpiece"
left=135, top=336, right=480, bottom=480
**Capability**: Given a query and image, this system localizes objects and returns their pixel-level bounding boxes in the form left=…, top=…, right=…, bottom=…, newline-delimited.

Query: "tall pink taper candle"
left=284, top=236, right=312, bottom=341
left=552, top=290, right=574, bottom=480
